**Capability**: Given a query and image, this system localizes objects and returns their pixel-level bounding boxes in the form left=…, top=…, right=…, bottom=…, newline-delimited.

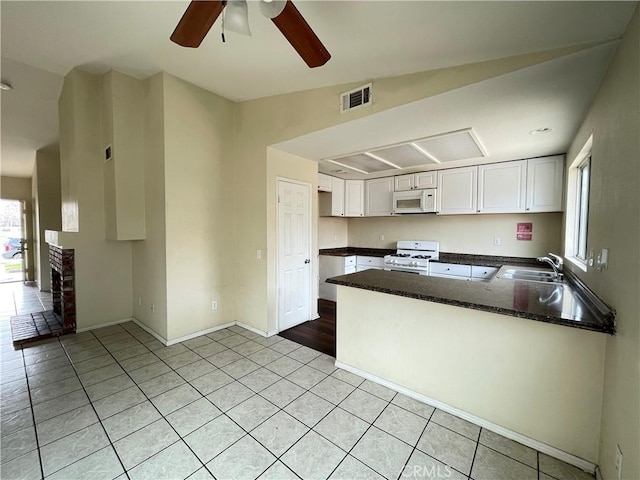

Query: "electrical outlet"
left=211, top=301, right=218, bottom=310
left=379, top=234, right=385, bottom=241
left=494, top=237, right=501, bottom=246
left=150, top=304, right=155, bottom=313
left=615, top=445, right=623, bottom=480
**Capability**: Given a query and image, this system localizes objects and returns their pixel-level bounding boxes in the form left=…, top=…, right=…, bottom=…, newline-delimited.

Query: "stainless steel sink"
left=497, top=268, right=562, bottom=284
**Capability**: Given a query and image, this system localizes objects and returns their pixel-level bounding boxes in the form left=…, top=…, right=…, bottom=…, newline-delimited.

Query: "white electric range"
left=383, top=240, right=440, bottom=275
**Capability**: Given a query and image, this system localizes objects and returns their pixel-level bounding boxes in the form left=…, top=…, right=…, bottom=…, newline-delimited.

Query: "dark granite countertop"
left=319, top=247, right=395, bottom=258
left=435, top=253, right=540, bottom=268
left=319, top=249, right=541, bottom=267
left=327, top=267, right=615, bottom=334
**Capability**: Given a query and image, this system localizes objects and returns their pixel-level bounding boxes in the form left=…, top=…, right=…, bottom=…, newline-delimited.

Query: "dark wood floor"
left=279, top=299, right=336, bottom=357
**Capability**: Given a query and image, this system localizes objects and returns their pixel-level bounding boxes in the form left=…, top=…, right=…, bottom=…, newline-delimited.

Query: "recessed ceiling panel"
left=414, top=129, right=486, bottom=162
left=370, top=144, right=437, bottom=168
left=330, top=154, right=392, bottom=173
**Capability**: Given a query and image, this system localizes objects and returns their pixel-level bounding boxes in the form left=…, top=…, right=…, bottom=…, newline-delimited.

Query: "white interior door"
left=277, top=180, right=311, bottom=331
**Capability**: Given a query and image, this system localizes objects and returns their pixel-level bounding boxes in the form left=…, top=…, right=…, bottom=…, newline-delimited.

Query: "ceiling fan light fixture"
left=259, top=0, right=286, bottom=19
left=224, top=0, right=252, bottom=36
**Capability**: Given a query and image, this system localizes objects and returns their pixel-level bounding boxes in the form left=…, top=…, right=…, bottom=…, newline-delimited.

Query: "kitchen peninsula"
left=327, top=267, right=613, bottom=469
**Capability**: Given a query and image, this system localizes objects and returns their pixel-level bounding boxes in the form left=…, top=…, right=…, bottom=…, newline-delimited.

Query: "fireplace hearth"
left=10, top=245, right=76, bottom=347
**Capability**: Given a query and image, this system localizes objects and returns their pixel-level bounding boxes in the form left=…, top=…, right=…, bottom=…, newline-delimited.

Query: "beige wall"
left=102, top=71, right=146, bottom=241
left=162, top=74, right=237, bottom=340
left=318, top=217, right=349, bottom=249
left=132, top=74, right=168, bottom=339
left=266, top=148, right=319, bottom=334
left=564, top=6, right=640, bottom=479
left=348, top=212, right=563, bottom=257
left=1, top=176, right=31, bottom=200
left=337, top=286, right=606, bottom=463
left=56, top=69, right=133, bottom=329
left=31, top=149, right=61, bottom=290
left=235, top=46, right=582, bottom=333
left=1, top=176, right=35, bottom=281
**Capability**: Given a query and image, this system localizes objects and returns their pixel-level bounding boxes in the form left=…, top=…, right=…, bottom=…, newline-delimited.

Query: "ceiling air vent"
left=340, top=83, right=372, bottom=114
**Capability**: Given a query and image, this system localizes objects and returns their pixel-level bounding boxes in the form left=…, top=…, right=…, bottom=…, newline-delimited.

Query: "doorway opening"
left=0, top=199, right=26, bottom=283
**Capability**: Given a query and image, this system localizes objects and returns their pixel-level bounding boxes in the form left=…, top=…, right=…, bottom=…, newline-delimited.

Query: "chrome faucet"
left=537, top=253, right=563, bottom=277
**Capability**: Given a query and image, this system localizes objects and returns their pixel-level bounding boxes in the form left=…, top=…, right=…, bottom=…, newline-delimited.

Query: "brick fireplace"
left=10, top=245, right=76, bottom=346
left=50, top=245, right=76, bottom=332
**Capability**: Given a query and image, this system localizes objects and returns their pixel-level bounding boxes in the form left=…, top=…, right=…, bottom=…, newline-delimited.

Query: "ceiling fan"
left=170, top=0, right=331, bottom=68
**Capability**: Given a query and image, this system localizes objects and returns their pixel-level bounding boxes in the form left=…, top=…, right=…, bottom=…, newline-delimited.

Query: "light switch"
left=256, top=250, right=262, bottom=260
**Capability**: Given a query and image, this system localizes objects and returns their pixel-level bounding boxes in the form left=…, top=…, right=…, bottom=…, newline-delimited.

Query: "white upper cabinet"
left=414, top=171, right=438, bottom=190
left=394, top=174, right=414, bottom=192
left=478, top=160, right=527, bottom=214
left=331, top=177, right=345, bottom=216
left=526, top=155, right=564, bottom=212
left=319, top=176, right=344, bottom=216
left=437, top=166, right=478, bottom=215
left=365, top=177, right=394, bottom=216
left=394, top=171, right=438, bottom=191
left=318, top=173, right=332, bottom=192
left=345, top=180, right=365, bottom=217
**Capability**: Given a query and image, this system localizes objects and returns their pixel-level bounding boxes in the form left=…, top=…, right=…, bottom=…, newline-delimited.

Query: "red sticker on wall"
left=517, top=222, right=533, bottom=241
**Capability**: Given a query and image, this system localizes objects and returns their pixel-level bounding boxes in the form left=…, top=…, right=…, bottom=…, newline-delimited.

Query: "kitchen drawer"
left=429, top=263, right=472, bottom=277
left=344, top=256, right=356, bottom=268
left=356, top=266, right=383, bottom=272
left=471, top=266, right=498, bottom=279
left=356, top=256, right=385, bottom=268
left=344, top=265, right=357, bottom=274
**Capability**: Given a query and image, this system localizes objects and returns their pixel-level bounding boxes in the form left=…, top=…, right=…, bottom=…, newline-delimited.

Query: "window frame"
left=574, top=157, right=591, bottom=261
left=564, top=135, right=593, bottom=271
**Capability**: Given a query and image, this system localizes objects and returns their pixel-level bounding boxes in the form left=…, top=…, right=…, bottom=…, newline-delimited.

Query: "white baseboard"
left=235, top=322, right=269, bottom=338
left=79, top=316, right=273, bottom=345
left=335, top=360, right=597, bottom=475
left=130, top=319, right=263, bottom=345
left=165, top=322, right=237, bottom=346
left=130, top=318, right=169, bottom=345
left=76, top=317, right=133, bottom=333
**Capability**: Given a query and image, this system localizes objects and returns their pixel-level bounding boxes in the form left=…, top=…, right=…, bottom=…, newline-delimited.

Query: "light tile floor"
left=0, top=283, right=595, bottom=480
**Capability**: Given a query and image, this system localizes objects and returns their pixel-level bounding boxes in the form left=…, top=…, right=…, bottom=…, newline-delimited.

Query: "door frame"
left=275, top=177, right=313, bottom=333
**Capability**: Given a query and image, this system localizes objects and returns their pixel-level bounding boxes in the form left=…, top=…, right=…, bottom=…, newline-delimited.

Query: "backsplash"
left=318, top=217, right=349, bottom=249
left=346, top=212, right=563, bottom=257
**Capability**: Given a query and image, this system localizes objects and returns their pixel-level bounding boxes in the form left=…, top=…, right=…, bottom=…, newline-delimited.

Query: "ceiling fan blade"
left=270, top=1, right=331, bottom=68
left=170, top=0, right=225, bottom=48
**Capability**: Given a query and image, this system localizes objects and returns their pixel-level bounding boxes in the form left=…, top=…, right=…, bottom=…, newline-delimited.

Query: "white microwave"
left=393, top=189, right=437, bottom=214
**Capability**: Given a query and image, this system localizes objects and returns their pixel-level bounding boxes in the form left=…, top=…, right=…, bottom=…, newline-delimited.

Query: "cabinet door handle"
left=304, top=259, right=310, bottom=264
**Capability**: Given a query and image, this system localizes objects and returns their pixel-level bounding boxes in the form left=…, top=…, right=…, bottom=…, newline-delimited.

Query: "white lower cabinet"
left=429, top=263, right=497, bottom=282
left=356, top=256, right=385, bottom=272
left=429, top=262, right=472, bottom=280
left=319, top=255, right=356, bottom=301
left=471, top=266, right=498, bottom=281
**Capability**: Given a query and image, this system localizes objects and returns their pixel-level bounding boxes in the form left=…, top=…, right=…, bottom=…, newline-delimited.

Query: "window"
left=575, top=157, right=590, bottom=260
left=565, top=135, right=592, bottom=271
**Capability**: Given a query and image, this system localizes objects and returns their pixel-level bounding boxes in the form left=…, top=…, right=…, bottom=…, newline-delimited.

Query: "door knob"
left=304, top=259, right=310, bottom=264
